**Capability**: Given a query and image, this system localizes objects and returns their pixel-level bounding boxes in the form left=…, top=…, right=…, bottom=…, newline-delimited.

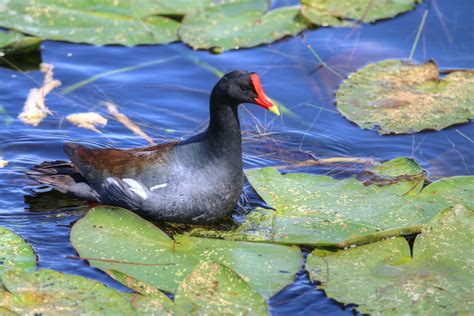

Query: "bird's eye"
left=241, top=85, right=249, bottom=91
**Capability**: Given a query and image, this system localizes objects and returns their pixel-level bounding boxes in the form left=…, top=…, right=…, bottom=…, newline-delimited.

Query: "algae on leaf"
left=179, top=1, right=307, bottom=51
left=191, top=158, right=474, bottom=247
left=0, top=1, right=179, bottom=46
left=336, top=59, right=474, bottom=134
left=0, top=269, right=136, bottom=314
left=0, top=227, right=36, bottom=281
left=175, top=262, right=268, bottom=315
left=70, top=206, right=302, bottom=298
left=306, top=204, right=474, bottom=315
left=301, top=0, right=420, bottom=27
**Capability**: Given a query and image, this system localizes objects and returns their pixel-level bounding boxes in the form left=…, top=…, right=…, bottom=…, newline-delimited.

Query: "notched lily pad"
left=71, top=206, right=302, bottom=298
left=175, top=261, right=268, bottom=315
left=0, top=227, right=36, bottom=280
left=0, top=1, right=179, bottom=46
left=179, top=1, right=307, bottom=51
left=306, top=204, right=474, bottom=315
left=336, top=59, right=474, bottom=134
left=301, top=0, right=420, bottom=27
left=191, top=158, right=474, bottom=247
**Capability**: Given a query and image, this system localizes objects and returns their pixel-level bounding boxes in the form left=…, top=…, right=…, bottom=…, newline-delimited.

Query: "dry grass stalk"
left=66, top=112, right=108, bottom=133
left=274, top=157, right=378, bottom=170
left=104, top=101, right=156, bottom=145
left=18, top=63, right=61, bottom=126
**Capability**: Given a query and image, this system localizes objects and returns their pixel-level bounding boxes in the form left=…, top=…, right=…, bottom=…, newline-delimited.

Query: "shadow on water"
left=0, top=0, right=473, bottom=314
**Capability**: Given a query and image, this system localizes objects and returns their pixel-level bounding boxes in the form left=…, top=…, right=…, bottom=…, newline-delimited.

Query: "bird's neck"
left=207, top=94, right=242, bottom=150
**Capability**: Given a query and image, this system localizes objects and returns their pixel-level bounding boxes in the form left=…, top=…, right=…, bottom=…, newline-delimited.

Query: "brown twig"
left=66, top=255, right=175, bottom=266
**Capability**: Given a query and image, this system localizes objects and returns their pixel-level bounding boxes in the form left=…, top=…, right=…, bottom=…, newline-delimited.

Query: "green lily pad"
left=107, top=270, right=177, bottom=315
left=306, top=204, right=474, bottom=314
left=0, top=1, right=179, bottom=46
left=83, top=0, right=214, bottom=17
left=70, top=206, right=302, bottom=298
left=0, top=227, right=36, bottom=281
left=0, top=269, right=135, bottom=314
left=0, top=31, right=41, bottom=56
left=301, top=0, right=420, bottom=27
left=179, top=1, right=307, bottom=51
left=336, top=59, right=474, bottom=134
left=175, top=261, right=268, bottom=315
left=191, top=158, right=474, bottom=247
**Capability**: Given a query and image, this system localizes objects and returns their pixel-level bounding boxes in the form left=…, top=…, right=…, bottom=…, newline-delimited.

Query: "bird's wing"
left=63, top=142, right=179, bottom=190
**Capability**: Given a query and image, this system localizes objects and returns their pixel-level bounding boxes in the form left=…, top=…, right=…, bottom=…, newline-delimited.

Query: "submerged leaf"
left=336, top=60, right=474, bottom=134
left=0, top=31, right=41, bottom=56
left=70, top=206, right=302, bottom=298
left=179, top=1, right=307, bottom=51
left=301, top=0, right=420, bottom=27
left=175, top=261, right=268, bottom=315
left=0, top=227, right=36, bottom=280
left=191, top=158, right=474, bottom=247
left=306, top=204, right=474, bottom=314
left=0, top=1, right=179, bottom=46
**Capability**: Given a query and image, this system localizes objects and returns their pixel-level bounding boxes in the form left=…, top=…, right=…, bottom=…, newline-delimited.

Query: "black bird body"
left=28, top=71, right=279, bottom=224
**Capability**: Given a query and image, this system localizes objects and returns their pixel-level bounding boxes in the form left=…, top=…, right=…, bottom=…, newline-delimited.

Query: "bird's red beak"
left=250, top=74, right=280, bottom=116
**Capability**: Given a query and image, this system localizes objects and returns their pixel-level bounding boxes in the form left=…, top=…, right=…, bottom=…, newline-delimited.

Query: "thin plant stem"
left=62, top=56, right=178, bottom=94
left=408, top=9, right=429, bottom=62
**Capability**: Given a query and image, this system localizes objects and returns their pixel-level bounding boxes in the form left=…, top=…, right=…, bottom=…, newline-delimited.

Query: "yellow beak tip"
left=269, top=105, right=280, bottom=116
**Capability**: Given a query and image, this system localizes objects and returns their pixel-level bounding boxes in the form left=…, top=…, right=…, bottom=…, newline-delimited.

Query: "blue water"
left=0, top=0, right=473, bottom=314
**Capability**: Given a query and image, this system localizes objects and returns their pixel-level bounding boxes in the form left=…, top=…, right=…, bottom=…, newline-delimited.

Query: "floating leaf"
left=70, top=206, right=302, bottom=298
left=0, top=1, right=179, bottom=46
left=0, top=227, right=36, bottom=281
left=306, top=204, right=474, bottom=314
left=301, top=0, right=420, bottom=27
left=179, top=1, right=307, bottom=51
left=336, top=60, right=474, bottom=134
left=89, top=0, right=214, bottom=16
left=191, top=158, right=474, bottom=247
left=0, top=30, right=41, bottom=56
left=175, top=261, right=268, bottom=315
left=107, top=270, right=176, bottom=315
left=0, top=269, right=135, bottom=314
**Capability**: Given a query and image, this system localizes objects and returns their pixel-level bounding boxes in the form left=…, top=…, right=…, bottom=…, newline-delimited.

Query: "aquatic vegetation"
left=70, top=206, right=303, bottom=298
left=336, top=60, right=474, bottom=134
left=191, top=158, right=474, bottom=247
left=306, top=204, right=474, bottom=314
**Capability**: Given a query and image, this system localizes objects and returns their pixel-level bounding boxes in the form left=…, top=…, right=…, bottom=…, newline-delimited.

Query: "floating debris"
left=66, top=112, right=108, bottom=133
left=0, top=158, right=8, bottom=168
left=104, top=101, right=156, bottom=145
left=18, top=63, right=61, bottom=126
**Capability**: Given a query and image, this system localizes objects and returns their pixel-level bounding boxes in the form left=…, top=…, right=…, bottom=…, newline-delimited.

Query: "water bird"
left=28, top=71, right=279, bottom=223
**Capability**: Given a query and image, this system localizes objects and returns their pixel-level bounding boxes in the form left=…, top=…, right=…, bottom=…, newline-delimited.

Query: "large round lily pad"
left=336, top=59, right=474, bottom=134
left=0, top=1, right=179, bottom=46
left=306, top=204, right=474, bottom=314
left=0, top=31, right=41, bottom=56
left=70, top=206, right=302, bottom=298
left=301, top=0, right=420, bottom=27
left=0, top=227, right=36, bottom=280
left=191, top=158, right=474, bottom=247
left=179, top=1, right=307, bottom=51
left=175, top=261, right=268, bottom=315
left=0, top=269, right=135, bottom=314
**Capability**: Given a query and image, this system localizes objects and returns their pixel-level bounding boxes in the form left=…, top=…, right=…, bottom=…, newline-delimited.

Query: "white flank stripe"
left=150, top=183, right=167, bottom=191
left=123, top=178, right=148, bottom=199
